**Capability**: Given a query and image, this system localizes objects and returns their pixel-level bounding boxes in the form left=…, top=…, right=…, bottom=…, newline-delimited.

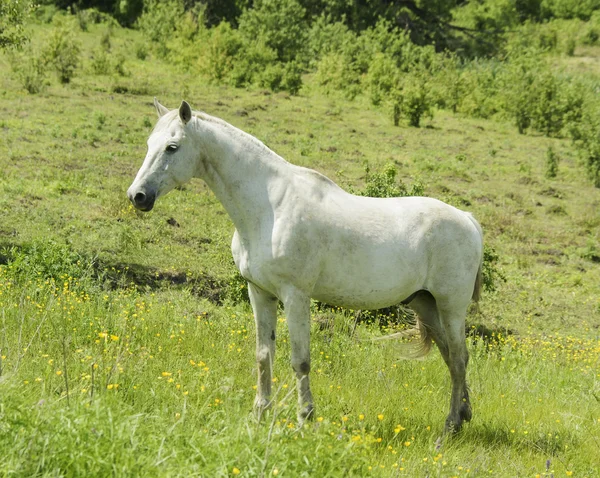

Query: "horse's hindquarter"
left=309, top=194, right=481, bottom=308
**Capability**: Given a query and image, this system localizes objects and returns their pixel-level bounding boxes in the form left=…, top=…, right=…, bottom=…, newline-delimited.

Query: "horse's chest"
left=231, top=228, right=314, bottom=294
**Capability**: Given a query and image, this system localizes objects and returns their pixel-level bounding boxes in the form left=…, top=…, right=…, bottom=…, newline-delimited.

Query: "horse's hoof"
left=459, top=403, right=472, bottom=422
left=298, top=403, right=315, bottom=423
left=253, top=397, right=272, bottom=419
left=444, top=416, right=463, bottom=434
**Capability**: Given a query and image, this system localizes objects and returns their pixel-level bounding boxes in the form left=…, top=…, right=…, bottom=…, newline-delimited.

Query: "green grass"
left=0, top=18, right=599, bottom=477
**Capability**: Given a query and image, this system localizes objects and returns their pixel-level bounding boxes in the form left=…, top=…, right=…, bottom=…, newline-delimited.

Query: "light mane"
left=195, top=111, right=282, bottom=160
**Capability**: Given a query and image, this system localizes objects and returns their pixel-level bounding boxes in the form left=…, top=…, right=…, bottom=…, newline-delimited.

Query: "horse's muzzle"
left=128, top=188, right=156, bottom=211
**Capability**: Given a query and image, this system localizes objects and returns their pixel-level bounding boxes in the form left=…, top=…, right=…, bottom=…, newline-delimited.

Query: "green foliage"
left=366, top=53, right=399, bottom=106
left=572, top=111, right=600, bottom=187
left=136, top=0, right=185, bottom=51
left=91, top=48, right=126, bottom=76
left=501, top=49, right=584, bottom=137
left=0, top=0, right=34, bottom=48
left=227, top=40, right=278, bottom=88
left=8, top=46, right=48, bottom=93
left=545, top=146, right=559, bottom=178
left=43, top=17, right=81, bottom=83
left=307, top=16, right=355, bottom=66
left=199, top=21, right=242, bottom=81
left=237, top=0, right=308, bottom=63
left=454, top=60, right=503, bottom=119
left=390, top=70, right=434, bottom=128
left=224, top=270, right=250, bottom=304
left=482, top=244, right=506, bottom=293
left=314, top=52, right=361, bottom=99
left=541, top=0, right=600, bottom=20
left=358, top=163, right=424, bottom=198
left=1, top=240, right=95, bottom=285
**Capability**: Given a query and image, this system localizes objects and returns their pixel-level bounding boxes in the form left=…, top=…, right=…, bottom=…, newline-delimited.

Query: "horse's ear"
left=179, top=100, right=192, bottom=125
left=154, top=98, right=169, bottom=118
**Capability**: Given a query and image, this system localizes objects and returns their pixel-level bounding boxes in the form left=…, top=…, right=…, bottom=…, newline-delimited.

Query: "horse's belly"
left=311, top=257, right=424, bottom=309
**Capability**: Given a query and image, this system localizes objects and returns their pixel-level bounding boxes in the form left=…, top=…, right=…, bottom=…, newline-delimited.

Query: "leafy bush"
left=541, top=0, right=600, bottom=20
left=358, top=163, right=424, bottom=198
left=572, top=112, right=600, bottom=187
left=366, top=53, right=399, bottom=106
left=90, top=48, right=111, bottom=75
left=8, top=46, right=48, bottom=93
left=43, top=17, right=81, bottom=84
left=0, top=0, right=34, bottom=49
left=390, top=70, right=434, bottom=128
left=227, top=39, right=278, bottom=88
left=315, top=52, right=362, bottom=99
left=457, top=60, right=503, bottom=119
left=307, top=16, right=356, bottom=66
left=198, top=21, right=243, bottom=82
left=482, top=244, right=506, bottom=293
left=91, top=48, right=126, bottom=76
left=237, top=0, right=308, bottom=63
left=137, top=0, right=185, bottom=56
left=545, top=146, right=559, bottom=178
left=500, top=49, right=584, bottom=137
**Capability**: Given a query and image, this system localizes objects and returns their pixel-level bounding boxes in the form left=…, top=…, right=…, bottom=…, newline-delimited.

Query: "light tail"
left=374, top=320, right=433, bottom=359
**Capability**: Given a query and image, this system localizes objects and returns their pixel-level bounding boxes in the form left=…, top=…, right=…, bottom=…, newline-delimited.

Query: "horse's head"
left=127, top=99, right=197, bottom=211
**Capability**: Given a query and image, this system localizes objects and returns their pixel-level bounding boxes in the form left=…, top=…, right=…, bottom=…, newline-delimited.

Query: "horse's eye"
left=166, top=144, right=178, bottom=153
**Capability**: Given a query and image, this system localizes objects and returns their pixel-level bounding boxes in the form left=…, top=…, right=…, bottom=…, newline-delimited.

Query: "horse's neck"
left=195, top=118, right=288, bottom=238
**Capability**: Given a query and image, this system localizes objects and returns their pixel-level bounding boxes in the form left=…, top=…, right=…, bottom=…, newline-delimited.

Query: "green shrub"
left=315, top=52, right=361, bottom=99
left=541, top=0, right=600, bottom=21
left=482, top=244, right=506, bottom=293
left=90, top=48, right=111, bottom=75
left=228, top=39, right=278, bottom=87
left=581, top=24, right=600, bottom=44
left=366, top=53, right=399, bottom=106
left=91, top=48, right=127, bottom=76
left=545, top=146, right=559, bottom=178
left=198, top=21, right=243, bottom=82
left=8, top=46, right=48, bottom=94
left=280, top=60, right=303, bottom=95
left=0, top=0, right=33, bottom=49
left=389, top=70, right=434, bottom=128
left=137, top=0, right=185, bottom=56
left=307, top=16, right=356, bottom=65
left=501, top=50, right=584, bottom=137
left=429, top=54, right=465, bottom=113
left=572, top=111, right=600, bottom=187
left=135, top=42, right=148, bottom=60
left=43, top=18, right=81, bottom=84
left=357, top=163, right=424, bottom=198
left=458, top=60, right=503, bottom=119
left=237, top=0, right=308, bottom=63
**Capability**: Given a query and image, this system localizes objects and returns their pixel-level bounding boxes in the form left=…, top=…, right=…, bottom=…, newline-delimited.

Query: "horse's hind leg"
left=248, top=283, right=278, bottom=418
left=409, top=291, right=449, bottom=365
left=437, top=298, right=471, bottom=433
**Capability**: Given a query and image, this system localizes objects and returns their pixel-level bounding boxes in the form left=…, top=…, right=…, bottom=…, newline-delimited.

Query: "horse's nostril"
left=134, top=192, right=146, bottom=204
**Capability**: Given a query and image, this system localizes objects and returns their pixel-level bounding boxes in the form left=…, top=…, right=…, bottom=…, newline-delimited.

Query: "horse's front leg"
left=248, top=282, right=278, bottom=418
left=281, top=287, right=314, bottom=422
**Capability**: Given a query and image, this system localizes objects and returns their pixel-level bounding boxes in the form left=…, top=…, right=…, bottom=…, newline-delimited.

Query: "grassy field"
left=0, top=18, right=599, bottom=477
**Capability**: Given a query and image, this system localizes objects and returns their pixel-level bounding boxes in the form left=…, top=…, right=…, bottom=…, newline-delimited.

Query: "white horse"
left=128, top=99, right=484, bottom=433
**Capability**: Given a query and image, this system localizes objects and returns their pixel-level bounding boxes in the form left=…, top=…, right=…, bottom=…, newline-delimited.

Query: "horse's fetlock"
left=292, top=360, right=310, bottom=375
left=256, top=346, right=271, bottom=364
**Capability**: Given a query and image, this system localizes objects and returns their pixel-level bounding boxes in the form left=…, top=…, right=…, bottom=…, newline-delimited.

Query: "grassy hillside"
left=0, top=19, right=599, bottom=477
